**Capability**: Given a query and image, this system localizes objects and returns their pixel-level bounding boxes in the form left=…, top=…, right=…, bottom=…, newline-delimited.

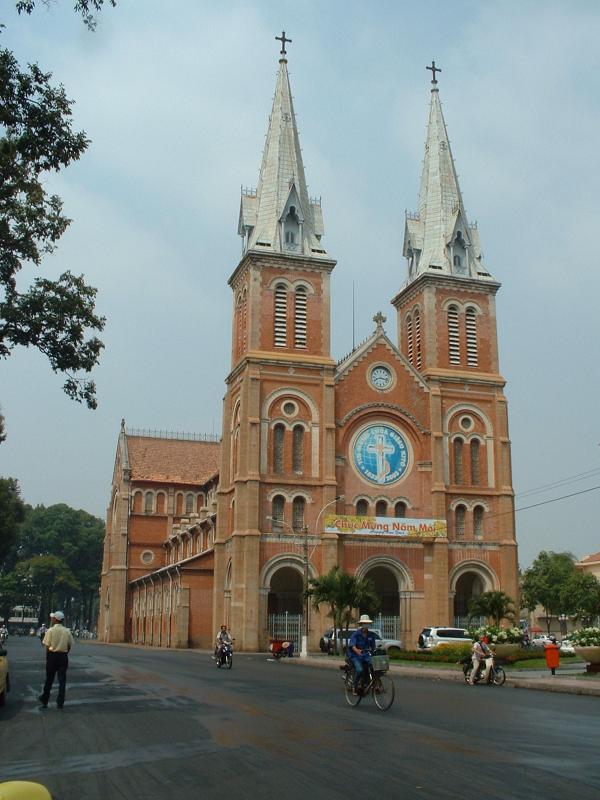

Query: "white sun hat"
left=358, top=614, right=373, bottom=625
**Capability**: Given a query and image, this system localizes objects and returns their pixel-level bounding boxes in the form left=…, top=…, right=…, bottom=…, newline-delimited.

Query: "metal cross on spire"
left=426, top=60, right=441, bottom=84
left=276, top=30, right=292, bottom=56
left=373, top=311, right=387, bottom=330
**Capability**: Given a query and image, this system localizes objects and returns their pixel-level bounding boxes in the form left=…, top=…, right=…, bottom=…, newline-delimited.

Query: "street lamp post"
left=267, top=494, right=343, bottom=659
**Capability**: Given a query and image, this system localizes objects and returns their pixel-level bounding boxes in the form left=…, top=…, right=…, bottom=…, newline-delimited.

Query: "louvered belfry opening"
left=466, top=307, right=478, bottom=367
left=274, top=284, right=287, bottom=347
left=448, top=305, right=460, bottom=365
left=294, top=286, right=307, bottom=347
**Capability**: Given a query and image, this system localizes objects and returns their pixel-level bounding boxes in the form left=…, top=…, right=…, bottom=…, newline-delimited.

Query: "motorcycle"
left=461, top=653, right=506, bottom=686
left=269, top=639, right=294, bottom=660
left=216, top=640, right=233, bottom=669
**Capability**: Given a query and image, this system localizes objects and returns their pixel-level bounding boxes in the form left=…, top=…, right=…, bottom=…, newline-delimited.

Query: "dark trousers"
left=41, top=651, right=69, bottom=706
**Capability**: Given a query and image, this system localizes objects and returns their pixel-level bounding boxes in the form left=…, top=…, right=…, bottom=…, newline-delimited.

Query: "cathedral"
left=98, top=41, right=519, bottom=652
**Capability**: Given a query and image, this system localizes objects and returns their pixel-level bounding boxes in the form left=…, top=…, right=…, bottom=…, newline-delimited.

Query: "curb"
left=280, top=656, right=600, bottom=697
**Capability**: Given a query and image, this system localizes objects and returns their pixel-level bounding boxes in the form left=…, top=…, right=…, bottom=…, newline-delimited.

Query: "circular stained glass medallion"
left=352, top=424, right=410, bottom=486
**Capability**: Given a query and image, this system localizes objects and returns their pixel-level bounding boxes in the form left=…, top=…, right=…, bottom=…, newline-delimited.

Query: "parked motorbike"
left=269, top=640, right=294, bottom=660
left=460, top=654, right=506, bottom=686
left=216, top=641, right=233, bottom=669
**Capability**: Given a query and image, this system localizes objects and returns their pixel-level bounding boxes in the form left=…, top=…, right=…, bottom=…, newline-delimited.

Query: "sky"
left=1, top=0, right=599, bottom=569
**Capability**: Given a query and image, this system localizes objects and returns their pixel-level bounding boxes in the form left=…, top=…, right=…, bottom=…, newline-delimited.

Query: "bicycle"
left=341, top=652, right=395, bottom=711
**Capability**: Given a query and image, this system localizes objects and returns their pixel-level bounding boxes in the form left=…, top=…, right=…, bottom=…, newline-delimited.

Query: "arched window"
left=273, top=424, right=285, bottom=474
left=144, top=491, right=153, bottom=514
left=156, top=492, right=166, bottom=514
left=175, top=493, right=183, bottom=515
left=292, top=425, right=304, bottom=473
left=470, top=440, right=480, bottom=485
left=272, top=495, right=285, bottom=530
left=185, top=493, right=195, bottom=515
left=473, top=505, right=484, bottom=537
left=242, top=288, right=247, bottom=352
left=133, top=491, right=143, bottom=513
left=448, top=305, right=460, bottom=365
left=455, top=504, right=466, bottom=537
left=283, top=205, right=300, bottom=250
left=414, top=308, right=422, bottom=369
left=453, top=438, right=464, bottom=484
left=292, top=496, right=305, bottom=531
left=356, top=499, right=369, bottom=516
left=294, top=286, right=307, bottom=348
left=274, top=284, right=287, bottom=347
left=394, top=501, right=407, bottom=518
left=465, top=307, right=478, bottom=367
left=375, top=500, right=388, bottom=517
left=406, top=314, right=414, bottom=365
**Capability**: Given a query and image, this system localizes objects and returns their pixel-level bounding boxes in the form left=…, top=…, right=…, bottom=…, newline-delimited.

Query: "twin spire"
left=239, top=44, right=492, bottom=282
left=403, top=62, right=493, bottom=282
left=238, top=32, right=326, bottom=259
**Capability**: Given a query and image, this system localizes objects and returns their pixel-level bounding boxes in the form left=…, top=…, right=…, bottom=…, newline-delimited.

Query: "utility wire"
left=516, top=466, right=600, bottom=499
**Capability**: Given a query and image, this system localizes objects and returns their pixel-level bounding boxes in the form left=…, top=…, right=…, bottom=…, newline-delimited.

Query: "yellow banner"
left=324, top=514, right=447, bottom=538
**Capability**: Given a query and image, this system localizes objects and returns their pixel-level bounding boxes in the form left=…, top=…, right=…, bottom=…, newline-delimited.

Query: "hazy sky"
left=1, top=0, right=599, bottom=568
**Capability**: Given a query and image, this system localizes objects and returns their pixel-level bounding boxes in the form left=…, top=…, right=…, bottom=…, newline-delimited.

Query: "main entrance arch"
left=450, top=561, right=497, bottom=627
left=357, top=556, right=414, bottom=640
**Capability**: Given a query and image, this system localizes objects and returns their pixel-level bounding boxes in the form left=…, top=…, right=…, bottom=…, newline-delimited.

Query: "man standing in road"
left=39, top=611, right=74, bottom=709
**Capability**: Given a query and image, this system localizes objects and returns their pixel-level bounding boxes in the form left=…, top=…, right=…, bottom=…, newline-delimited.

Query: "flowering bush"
left=468, top=625, right=524, bottom=644
left=569, top=627, right=600, bottom=647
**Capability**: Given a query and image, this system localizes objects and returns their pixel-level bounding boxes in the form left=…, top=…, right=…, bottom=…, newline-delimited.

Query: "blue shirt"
left=348, top=629, right=377, bottom=659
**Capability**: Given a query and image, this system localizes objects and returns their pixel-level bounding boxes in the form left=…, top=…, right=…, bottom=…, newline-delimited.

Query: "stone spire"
left=403, top=68, right=492, bottom=282
left=238, top=41, right=326, bottom=258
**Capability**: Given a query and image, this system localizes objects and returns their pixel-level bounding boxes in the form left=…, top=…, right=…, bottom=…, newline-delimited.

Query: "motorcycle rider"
left=348, top=614, right=377, bottom=695
left=214, top=625, right=232, bottom=663
left=0, top=624, right=8, bottom=645
left=469, top=636, right=493, bottom=685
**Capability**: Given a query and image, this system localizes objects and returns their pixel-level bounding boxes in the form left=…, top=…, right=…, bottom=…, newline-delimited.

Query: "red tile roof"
left=126, top=436, right=220, bottom=486
left=578, top=551, right=600, bottom=565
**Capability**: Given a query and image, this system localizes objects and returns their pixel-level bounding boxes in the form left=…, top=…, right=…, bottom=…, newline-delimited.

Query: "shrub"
left=569, top=627, right=600, bottom=646
left=391, top=644, right=471, bottom=663
left=468, top=624, right=524, bottom=644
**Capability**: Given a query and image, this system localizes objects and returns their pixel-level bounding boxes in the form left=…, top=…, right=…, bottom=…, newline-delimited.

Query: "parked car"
left=319, top=627, right=403, bottom=655
left=0, top=646, right=9, bottom=706
left=418, top=626, right=471, bottom=649
left=560, top=638, right=575, bottom=655
left=530, top=635, right=555, bottom=648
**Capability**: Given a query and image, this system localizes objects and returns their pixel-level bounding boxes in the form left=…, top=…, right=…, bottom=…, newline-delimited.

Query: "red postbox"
left=544, top=642, right=560, bottom=675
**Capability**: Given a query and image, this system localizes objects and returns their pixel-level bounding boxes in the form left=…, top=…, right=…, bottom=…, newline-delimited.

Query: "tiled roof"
left=126, top=436, right=220, bottom=486
left=577, top=551, right=600, bottom=565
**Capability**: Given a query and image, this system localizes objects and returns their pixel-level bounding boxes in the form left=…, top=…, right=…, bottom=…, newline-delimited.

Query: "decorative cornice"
left=336, top=402, right=430, bottom=435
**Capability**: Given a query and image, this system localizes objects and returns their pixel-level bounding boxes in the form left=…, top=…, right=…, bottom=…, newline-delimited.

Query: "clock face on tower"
left=370, top=365, right=392, bottom=390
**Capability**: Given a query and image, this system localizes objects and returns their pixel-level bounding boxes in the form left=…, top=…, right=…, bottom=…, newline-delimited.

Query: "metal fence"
left=372, top=615, right=401, bottom=639
left=268, top=613, right=302, bottom=650
left=454, top=616, right=484, bottom=629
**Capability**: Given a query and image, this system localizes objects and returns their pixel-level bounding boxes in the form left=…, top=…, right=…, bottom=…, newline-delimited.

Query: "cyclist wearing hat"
left=348, top=614, right=377, bottom=695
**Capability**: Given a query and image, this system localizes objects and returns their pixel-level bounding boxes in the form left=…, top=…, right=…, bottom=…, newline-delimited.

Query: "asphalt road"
left=1, top=637, right=599, bottom=800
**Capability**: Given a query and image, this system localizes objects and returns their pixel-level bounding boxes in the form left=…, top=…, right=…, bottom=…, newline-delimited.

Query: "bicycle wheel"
left=372, top=673, right=395, bottom=711
left=344, top=672, right=362, bottom=707
left=492, top=666, right=506, bottom=686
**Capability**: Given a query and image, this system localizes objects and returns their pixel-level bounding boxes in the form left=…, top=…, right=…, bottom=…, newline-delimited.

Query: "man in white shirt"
left=39, top=611, right=74, bottom=709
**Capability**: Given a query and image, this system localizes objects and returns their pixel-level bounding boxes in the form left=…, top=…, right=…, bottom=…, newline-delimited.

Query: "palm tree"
left=468, top=591, right=516, bottom=627
left=307, top=567, right=380, bottom=654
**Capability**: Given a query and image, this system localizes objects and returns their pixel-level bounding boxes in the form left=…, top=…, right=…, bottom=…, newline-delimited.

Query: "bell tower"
left=214, top=34, right=339, bottom=650
left=392, top=63, right=518, bottom=605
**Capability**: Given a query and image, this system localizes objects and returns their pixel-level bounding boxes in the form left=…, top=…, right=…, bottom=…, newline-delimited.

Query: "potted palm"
left=570, top=627, right=600, bottom=673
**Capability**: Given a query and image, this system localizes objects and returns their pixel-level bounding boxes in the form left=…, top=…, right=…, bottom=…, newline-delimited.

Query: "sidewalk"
left=280, top=654, right=600, bottom=697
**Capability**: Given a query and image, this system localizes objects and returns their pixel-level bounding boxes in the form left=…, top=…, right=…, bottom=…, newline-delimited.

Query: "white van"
left=418, top=626, right=471, bottom=649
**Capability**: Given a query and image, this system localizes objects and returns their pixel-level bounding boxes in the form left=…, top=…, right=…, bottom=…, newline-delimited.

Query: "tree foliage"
left=16, top=1, right=116, bottom=31
left=0, top=48, right=105, bottom=409
left=560, top=571, right=600, bottom=625
left=521, top=551, right=577, bottom=633
left=0, top=476, right=25, bottom=564
left=0, top=502, right=104, bottom=626
left=307, top=566, right=380, bottom=654
left=468, top=590, right=516, bottom=627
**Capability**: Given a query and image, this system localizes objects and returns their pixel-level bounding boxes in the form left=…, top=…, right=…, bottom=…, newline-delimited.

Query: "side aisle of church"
left=99, top=41, right=518, bottom=651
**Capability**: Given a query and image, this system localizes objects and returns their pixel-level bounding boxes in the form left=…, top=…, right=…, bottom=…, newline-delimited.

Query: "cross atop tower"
left=276, top=30, right=292, bottom=57
left=426, top=60, right=441, bottom=84
left=373, top=311, right=387, bottom=331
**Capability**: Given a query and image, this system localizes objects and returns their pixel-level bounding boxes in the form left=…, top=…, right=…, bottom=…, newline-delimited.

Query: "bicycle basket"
left=371, top=654, right=389, bottom=672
